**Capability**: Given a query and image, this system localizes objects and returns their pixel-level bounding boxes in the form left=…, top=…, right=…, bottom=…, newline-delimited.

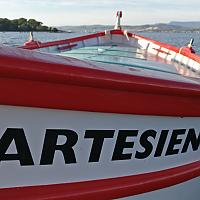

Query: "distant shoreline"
left=0, top=30, right=200, bottom=33
left=1, top=18, right=200, bottom=33
left=0, top=18, right=59, bottom=32
left=57, top=23, right=200, bottom=33
left=0, top=30, right=61, bottom=33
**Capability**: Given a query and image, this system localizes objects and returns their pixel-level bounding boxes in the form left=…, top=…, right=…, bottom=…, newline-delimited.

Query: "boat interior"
left=21, top=11, right=200, bottom=81
left=29, top=30, right=200, bottom=80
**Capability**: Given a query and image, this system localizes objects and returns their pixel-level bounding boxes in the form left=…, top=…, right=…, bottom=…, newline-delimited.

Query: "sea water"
left=0, top=31, right=200, bottom=53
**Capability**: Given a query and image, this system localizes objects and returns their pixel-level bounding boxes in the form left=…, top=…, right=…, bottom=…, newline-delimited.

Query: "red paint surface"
left=21, top=32, right=106, bottom=50
left=179, top=46, right=196, bottom=54
left=117, top=11, right=122, bottom=18
left=58, top=44, right=77, bottom=51
left=1, top=49, right=200, bottom=116
left=20, top=29, right=200, bottom=65
left=0, top=160, right=199, bottom=200
left=1, top=30, right=200, bottom=199
left=133, top=32, right=200, bottom=63
left=153, top=47, right=171, bottom=55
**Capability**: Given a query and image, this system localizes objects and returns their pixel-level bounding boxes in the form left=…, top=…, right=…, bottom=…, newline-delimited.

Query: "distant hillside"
left=57, top=23, right=199, bottom=33
left=169, top=21, right=200, bottom=29
left=58, top=25, right=113, bottom=33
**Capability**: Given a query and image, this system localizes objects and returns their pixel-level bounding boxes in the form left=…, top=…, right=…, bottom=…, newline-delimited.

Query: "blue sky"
left=0, top=0, right=200, bottom=26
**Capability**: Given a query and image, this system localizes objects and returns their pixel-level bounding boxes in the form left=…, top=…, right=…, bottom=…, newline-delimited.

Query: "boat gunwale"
left=19, top=29, right=200, bottom=65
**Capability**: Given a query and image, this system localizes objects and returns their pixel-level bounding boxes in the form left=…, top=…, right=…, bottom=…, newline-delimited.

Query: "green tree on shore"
left=0, top=18, right=58, bottom=32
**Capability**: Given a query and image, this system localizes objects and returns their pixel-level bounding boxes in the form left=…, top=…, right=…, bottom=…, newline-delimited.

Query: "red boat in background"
left=0, top=12, right=199, bottom=200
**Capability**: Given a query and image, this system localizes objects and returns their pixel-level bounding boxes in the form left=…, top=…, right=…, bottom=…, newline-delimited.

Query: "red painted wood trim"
left=21, top=32, right=106, bottom=50
left=20, top=30, right=125, bottom=50
left=110, top=30, right=200, bottom=65
left=1, top=52, right=200, bottom=116
left=133, top=32, right=200, bottom=63
left=100, top=29, right=200, bottom=64
left=0, top=160, right=199, bottom=200
left=153, top=47, right=171, bottom=55
left=58, top=44, right=77, bottom=51
left=181, top=49, right=200, bottom=64
left=20, top=29, right=200, bottom=65
left=133, top=33, right=180, bottom=53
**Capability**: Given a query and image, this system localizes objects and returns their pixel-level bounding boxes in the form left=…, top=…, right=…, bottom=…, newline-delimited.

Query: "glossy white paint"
left=0, top=105, right=199, bottom=189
